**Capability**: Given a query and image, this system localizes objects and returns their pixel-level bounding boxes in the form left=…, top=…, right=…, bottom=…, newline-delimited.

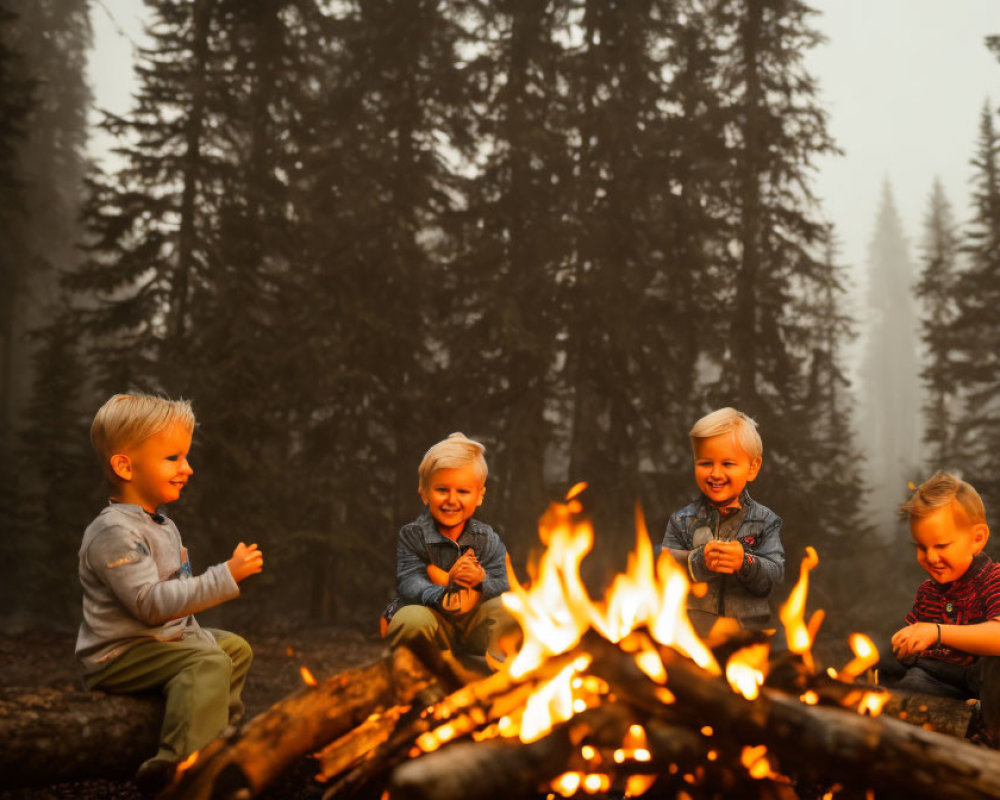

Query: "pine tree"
left=701, top=0, right=847, bottom=567
left=915, top=179, right=961, bottom=469
left=948, top=102, right=1000, bottom=508
left=0, top=0, right=90, bottom=428
left=446, top=0, right=577, bottom=558
left=856, top=181, right=921, bottom=533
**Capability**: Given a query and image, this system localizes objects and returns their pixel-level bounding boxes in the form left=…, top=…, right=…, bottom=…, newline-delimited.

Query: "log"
left=765, top=648, right=974, bottom=737
left=161, top=645, right=438, bottom=800
left=584, top=632, right=1000, bottom=800
left=0, top=686, right=162, bottom=787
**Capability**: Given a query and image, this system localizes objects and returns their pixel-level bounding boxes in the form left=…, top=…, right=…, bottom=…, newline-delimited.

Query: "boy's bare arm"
left=892, top=619, right=1000, bottom=658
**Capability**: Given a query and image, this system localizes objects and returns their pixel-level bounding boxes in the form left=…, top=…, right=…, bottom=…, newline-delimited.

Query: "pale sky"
left=87, top=0, right=999, bottom=281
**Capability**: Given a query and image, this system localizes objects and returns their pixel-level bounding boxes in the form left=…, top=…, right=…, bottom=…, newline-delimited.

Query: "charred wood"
left=161, top=646, right=437, bottom=800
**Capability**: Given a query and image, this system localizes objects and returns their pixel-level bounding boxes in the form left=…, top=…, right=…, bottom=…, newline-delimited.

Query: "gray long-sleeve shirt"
left=75, top=503, right=239, bottom=674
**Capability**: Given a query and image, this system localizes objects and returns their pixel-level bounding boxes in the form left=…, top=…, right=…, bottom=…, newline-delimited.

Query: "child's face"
left=419, top=464, right=485, bottom=539
left=693, top=433, right=761, bottom=509
left=910, top=502, right=988, bottom=584
left=112, top=422, right=194, bottom=513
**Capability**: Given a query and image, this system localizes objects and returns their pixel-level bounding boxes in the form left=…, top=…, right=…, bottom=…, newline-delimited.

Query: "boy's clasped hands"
left=703, top=539, right=744, bottom=574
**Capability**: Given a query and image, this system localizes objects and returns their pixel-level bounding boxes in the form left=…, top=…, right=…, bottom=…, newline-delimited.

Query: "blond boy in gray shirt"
left=76, top=394, right=264, bottom=794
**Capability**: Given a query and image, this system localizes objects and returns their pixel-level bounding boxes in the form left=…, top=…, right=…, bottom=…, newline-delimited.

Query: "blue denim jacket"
left=396, top=510, right=509, bottom=607
left=661, top=490, right=784, bottom=628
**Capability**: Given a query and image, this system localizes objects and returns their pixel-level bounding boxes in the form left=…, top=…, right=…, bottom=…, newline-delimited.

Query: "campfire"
left=162, top=486, right=1000, bottom=800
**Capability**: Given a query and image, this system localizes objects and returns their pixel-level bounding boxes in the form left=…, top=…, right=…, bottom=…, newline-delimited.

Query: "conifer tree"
left=915, top=179, right=961, bottom=469
left=0, top=0, right=90, bottom=428
left=450, top=0, right=576, bottom=556
left=702, top=0, right=846, bottom=563
left=948, top=102, right=1000, bottom=508
left=856, top=181, right=921, bottom=533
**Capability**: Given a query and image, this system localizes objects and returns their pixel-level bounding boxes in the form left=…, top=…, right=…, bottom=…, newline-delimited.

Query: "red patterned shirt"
left=905, top=553, right=1000, bottom=665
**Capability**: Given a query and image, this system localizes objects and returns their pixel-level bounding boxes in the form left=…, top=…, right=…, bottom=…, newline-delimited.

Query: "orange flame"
left=835, top=633, right=879, bottom=683
left=778, top=547, right=823, bottom=671
left=725, top=642, right=769, bottom=700
left=502, top=494, right=718, bottom=686
left=300, top=665, right=317, bottom=686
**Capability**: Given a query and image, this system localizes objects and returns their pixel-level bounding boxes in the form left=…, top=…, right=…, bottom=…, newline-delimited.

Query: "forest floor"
left=0, top=627, right=387, bottom=799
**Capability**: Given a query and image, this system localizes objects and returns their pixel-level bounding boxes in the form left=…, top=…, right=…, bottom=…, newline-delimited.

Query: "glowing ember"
left=725, top=642, right=769, bottom=700
left=551, top=771, right=582, bottom=796
left=300, top=665, right=317, bottom=686
left=778, top=547, right=824, bottom=672
left=858, top=690, right=890, bottom=717
left=625, top=774, right=658, bottom=797
left=800, top=690, right=819, bottom=705
left=741, top=744, right=779, bottom=780
left=582, top=773, right=611, bottom=793
left=175, top=750, right=199, bottom=776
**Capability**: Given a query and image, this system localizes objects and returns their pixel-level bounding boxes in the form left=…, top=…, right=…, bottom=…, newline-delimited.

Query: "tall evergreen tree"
left=857, top=181, right=921, bottom=534
left=915, top=179, right=962, bottom=469
left=947, top=102, right=1000, bottom=509
left=701, top=0, right=848, bottom=566
left=449, top=0, right=576, bottom=558
left=0, top=0, right=90, bottom=429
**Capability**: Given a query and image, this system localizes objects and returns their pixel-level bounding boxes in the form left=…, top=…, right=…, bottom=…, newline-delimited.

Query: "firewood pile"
left=156, top=490, right=1000, bottom=800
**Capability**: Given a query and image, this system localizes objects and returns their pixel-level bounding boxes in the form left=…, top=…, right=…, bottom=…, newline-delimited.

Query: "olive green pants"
left=86, top=628, right=252, bottom=766
left=385, top=596, right=518, bottom=665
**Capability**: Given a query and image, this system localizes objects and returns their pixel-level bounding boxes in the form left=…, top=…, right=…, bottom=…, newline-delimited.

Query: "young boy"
left=881, top=472, right=1000, bottom=746
left=76, top=394, right=264, bottom=793
left=385, top=432, right=516, bottom=668
left=660, top=407, right=785, bottom=638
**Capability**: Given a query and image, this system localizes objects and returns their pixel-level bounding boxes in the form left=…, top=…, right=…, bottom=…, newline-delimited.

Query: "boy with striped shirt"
left=882, top=472, right=1000, bottom=746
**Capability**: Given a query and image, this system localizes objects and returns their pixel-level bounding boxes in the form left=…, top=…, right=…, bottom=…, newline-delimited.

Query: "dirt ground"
left=0, top=627, right=387, bottom=799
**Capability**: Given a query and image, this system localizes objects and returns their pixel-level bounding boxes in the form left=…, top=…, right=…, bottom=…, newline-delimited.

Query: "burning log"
left=0, top=686, right=162, bottom=787
left=143, top=491, right=1000, bottom=800
left=160, top=645, right=439, bottom=800
left=581, top=631, right=1000, bottom=800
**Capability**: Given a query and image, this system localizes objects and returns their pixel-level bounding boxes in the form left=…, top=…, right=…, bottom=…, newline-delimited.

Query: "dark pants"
left=877, top=650, right=1000, bottom=742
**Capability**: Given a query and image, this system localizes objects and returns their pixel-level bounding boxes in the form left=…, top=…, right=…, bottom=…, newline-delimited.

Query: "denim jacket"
left=396, top=510, right=509, bottom=608
left=661, top=490, right=784, bottom=629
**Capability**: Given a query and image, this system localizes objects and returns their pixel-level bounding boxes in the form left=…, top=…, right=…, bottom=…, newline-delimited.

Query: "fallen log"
left=583, top=632, right=1000, bottom=800
left=0, top=687, right=162, bottom=787
left=161, top=645, right=438, bottom=800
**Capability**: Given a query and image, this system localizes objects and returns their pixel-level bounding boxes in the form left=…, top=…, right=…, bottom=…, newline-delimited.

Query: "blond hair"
left=900, top=471, right=986, bottom=525
left=417, top=432, right=487, bottom=492
left=690, top=407, right=763, bottom=461
left=91, top=393, right=195, bottom=481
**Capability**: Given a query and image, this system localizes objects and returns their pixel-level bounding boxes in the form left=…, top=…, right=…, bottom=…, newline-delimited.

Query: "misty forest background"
left=1, top=0, right=999, bottom=650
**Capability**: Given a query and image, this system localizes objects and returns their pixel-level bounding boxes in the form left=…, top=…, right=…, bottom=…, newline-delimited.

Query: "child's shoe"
left=134, top=757, right=178, bottom=796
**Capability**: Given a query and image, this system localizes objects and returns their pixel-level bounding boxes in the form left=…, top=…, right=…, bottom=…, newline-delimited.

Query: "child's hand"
left=449, top=551, right=485, bottom=588
left=891, top=622, right=938, bottom=658
left=227, top=542, right=264, bottom=583
left=703, top=540, right=743, bottom=574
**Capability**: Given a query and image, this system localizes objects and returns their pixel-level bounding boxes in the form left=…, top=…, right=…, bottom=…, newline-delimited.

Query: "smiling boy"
left=881, top=472, right=1000, bottom=746
left=385, top=433, right=517, bottom=668
left=77, top=394, right=264, bottom=793
left=661, top=407, right=785, bottom=637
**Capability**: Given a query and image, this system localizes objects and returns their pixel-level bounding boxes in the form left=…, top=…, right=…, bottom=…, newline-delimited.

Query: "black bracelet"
left=935, top=623, right=942, bottom=647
